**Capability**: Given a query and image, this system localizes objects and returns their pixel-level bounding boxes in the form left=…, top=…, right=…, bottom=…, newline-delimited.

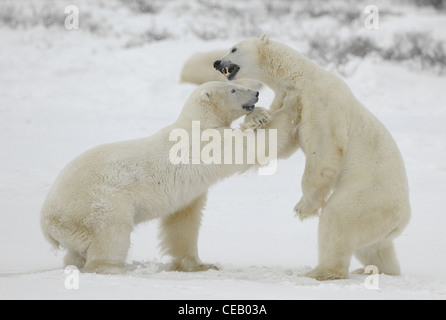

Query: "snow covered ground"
left=1, top=0, right=446, bottom=300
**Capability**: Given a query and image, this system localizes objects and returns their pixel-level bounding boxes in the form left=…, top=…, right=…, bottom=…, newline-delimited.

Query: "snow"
left=1, top=0, right=446, bottom=300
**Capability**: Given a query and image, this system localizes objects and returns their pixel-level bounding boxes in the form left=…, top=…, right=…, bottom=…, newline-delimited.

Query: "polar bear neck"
left=257, top=41, right=320, bottom=94
left=179, top=100, right=234, bottom=129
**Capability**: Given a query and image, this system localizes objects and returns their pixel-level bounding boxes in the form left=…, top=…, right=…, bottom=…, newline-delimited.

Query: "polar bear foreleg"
left=295, top=135, right=343, bottom=220
left=269, top=90, right=287, bottom=112
left=241, top=93, right=300, bottom=159
left=159, top=192, right=218, bottom=272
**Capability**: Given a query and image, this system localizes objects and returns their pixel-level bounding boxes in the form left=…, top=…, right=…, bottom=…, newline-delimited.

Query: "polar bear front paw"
left=294, top=198, right=320, bottom=221
left=172, top=258, right=219, bottom=272
left=174, top=262, right=219, bottom=272
left=241, top=107, right=272, bottom=131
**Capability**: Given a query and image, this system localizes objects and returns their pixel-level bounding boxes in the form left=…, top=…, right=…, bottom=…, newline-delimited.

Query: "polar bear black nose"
left=255, top=91, right=259, bottom=97
left=213, top=60, right=221, bottom=69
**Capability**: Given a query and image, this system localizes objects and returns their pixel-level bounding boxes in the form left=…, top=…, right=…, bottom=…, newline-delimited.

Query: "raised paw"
left=241, top=107, right=272, bottom=131
left=294, top=198, right=320, bottom=221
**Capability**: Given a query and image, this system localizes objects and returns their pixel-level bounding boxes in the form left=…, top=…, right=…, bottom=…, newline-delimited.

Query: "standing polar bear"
left=214, top=35, right=411, bottom=280
left=41, top=81, right=300, bottom=274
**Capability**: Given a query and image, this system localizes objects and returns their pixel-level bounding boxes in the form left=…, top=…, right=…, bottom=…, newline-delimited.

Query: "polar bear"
left=214, top=35, right=411, bottom=280
left=41, top=81, right=300, bottom=274
left=180, top=49, right=262, bottom=89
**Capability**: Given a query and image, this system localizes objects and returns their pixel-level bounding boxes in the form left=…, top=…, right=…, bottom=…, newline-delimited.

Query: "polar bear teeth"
left=221, top=67, right=230, bottom=76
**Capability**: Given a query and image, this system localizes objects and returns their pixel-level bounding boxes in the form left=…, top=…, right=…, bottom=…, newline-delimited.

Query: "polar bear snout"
left=242, top=90, right=259, bottom=112
left=214, top=60, right=240, bottom=81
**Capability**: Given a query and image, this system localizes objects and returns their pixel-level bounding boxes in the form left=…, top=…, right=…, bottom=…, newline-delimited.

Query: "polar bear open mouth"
left=220, top=64, right=240, bottom=81
left=242, top=104, right=255, bottom=112
left=242, top=95, right=258, bottom=112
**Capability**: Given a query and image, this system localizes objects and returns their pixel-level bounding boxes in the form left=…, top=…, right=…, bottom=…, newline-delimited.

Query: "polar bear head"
left=182, top=81, right=259, bottom=126
left=213, top=34, right=270, bottom=81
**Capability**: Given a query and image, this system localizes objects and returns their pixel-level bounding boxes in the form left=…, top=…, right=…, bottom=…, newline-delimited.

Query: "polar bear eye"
left=231, top=48, right=237, bottom=53
left=231, top=89, right=236, bottom=93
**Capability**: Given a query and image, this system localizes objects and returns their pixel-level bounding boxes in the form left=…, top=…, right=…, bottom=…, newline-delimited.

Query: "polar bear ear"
left=260, top=33, right=270, bottom=44
left=201, top=90, right=211, bottom=102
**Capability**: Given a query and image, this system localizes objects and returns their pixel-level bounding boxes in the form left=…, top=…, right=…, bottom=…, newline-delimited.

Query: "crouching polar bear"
left=41, top=81, right=300, bottom=274
left=215, top=35, right=411, bottom=280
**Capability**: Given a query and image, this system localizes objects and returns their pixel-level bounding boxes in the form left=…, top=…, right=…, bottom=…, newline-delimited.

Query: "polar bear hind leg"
left=82, top=214, right=133, bottom=274
left=353, top=240, right=401, bottom=276
left=82, top=228, right=132, bottom=274
left=305, top=188, right=405, bottom=280
left=64, top=250, right=86, bottom=269
left=159, top=192, right=218, bottom=272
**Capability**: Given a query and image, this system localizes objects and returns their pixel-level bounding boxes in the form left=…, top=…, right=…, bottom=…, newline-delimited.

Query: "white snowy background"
left=1, top=0, right=446, bottom=299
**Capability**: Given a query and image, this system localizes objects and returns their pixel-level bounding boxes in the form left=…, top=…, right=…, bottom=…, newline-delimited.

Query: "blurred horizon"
left=1, top=0, right=445, bottom=75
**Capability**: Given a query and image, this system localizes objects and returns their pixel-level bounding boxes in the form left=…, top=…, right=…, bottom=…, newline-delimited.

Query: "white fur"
left=41, top=81, right=299, bottom=274
left=219, top=35, right=411, bottom=280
